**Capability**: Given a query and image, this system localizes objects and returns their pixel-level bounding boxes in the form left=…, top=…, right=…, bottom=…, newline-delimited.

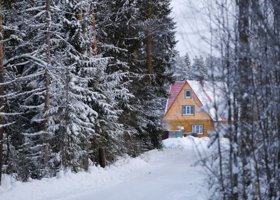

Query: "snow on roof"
left=165, top=80, right=227, bottom=121
left=188, top=80, right=227, bottom=121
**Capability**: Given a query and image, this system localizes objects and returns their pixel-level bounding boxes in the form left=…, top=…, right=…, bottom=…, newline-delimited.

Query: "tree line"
left=0, top=0, right=176, bottom=183
left=173, top=53, right=223, bottom=81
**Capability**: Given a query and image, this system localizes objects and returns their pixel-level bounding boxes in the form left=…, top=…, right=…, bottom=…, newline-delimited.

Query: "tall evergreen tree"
left=173, top=52, right=192, bottom=81
left=192, top=55, right=207, bottom=80
left=130, top=0, right=176, bottom=151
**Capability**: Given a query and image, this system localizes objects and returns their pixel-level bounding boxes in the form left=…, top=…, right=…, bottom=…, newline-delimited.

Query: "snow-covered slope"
left=0, top=137, right=210, bottom=200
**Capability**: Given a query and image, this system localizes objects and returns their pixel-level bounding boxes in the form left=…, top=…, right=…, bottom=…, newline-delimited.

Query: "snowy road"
left=0, top=137, right=209, bottom=200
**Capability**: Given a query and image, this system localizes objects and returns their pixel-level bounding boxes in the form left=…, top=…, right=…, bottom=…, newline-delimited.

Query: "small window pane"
left=185, top=90, right=191, bottom=98
left=191, top=106, right=194, bottom=114
left=182, top=106, right=186, bottom=114
left=192, top=125, right=203, bottom=133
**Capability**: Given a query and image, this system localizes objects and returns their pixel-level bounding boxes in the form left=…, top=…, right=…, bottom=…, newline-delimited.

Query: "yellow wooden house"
left=163, top=80, right=227, bottom=137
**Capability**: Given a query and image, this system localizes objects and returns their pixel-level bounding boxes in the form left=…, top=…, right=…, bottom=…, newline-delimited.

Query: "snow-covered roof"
left=165, top=80, right=227, bottom=121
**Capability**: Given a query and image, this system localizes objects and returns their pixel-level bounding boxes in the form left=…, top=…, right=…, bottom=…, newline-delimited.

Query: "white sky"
left=171, top=0, right=212, bottom=58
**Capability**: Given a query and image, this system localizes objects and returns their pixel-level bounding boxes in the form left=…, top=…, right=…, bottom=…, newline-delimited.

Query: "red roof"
left=165, top=81, right=186, bottom=114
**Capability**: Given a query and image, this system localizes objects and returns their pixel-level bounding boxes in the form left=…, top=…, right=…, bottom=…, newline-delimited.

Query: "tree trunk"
left=271, top=1, right=280, bottom=198
left=238, top=0, right=252, bottom=198
left=146, top=0, right=152, bottom=75
left=0, top=0, right=4, bottom=185
left=43, top=0, right=51, bottom=166
left=91, top=7, right=97, bottom=56
left=98, top=147, right=106, bottom=168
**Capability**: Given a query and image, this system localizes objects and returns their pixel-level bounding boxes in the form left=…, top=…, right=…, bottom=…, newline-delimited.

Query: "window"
left=182, top=105, right=194, bottom=115
left=185, top=90, right=192, bottom=98
left=192, top=125, right=203, bottom=134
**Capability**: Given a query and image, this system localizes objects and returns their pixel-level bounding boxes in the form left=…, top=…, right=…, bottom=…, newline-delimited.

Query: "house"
left=162, top=80, right=227, bottom=138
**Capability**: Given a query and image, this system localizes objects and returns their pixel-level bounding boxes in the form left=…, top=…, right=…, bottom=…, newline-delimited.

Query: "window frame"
left=192, top=124, right=204, bottom=134
left=185, top=89, right=192, bottom=98
left=182, top=105, right=195, bottom=115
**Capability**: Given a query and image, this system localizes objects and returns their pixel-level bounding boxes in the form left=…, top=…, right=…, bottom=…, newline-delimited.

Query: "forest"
left=0, top=0, right=280, bottom=200
left=0, top=0, right=176, bottom=182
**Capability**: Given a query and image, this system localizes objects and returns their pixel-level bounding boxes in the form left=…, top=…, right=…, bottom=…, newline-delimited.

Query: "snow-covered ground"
left=0, top=137, right=211, bottom=200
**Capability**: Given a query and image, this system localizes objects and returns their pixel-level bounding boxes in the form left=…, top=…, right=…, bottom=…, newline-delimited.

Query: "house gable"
left=164, top=81, right=212, bottom=121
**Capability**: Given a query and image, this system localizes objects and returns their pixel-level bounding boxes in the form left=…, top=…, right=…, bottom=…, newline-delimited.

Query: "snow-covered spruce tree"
left=93, top=0, right=176, bottom=155
left=173, top=52, right=192, bottom=81
left=191, top=55, right=207, bottom=81
left=129, top=0, right=176, bottom=152
left=1, top=0, right=100, bottom=178
left=0, top=0, right=18, bottom=183
left=0, top=0, right=59, bottom=180
left=46, top=0, right=95, bottom=173
left=92, top=0, right=138, bottom=160
left=184, top=52, right=191, bottom=69
left=45, top=0, right=125, bottom=171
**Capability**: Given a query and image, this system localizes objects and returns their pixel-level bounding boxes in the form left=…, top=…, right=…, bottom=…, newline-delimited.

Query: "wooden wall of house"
left=164, top=119, right=215, bottom=136
left=163, top=82, right=215, bottom=136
